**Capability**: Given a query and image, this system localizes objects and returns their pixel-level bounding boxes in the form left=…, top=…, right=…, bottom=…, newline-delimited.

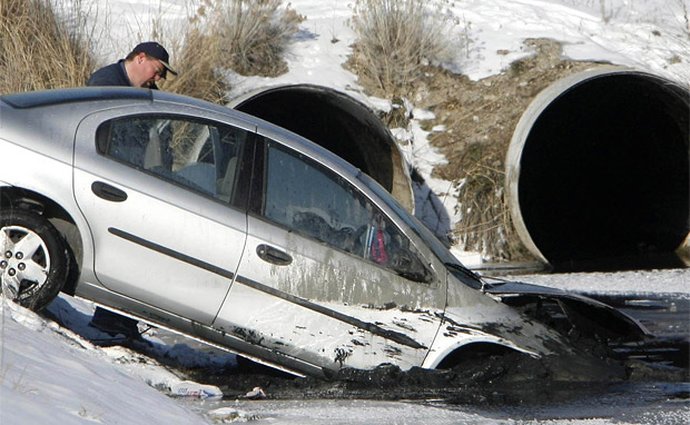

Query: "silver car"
left=0, top=87, right=646, bottom=377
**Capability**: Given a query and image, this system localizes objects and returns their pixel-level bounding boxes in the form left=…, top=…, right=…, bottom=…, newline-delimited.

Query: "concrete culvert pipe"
left=231, top=84, right=414, bottom=212
left=506, top=67, right=690, bottom=270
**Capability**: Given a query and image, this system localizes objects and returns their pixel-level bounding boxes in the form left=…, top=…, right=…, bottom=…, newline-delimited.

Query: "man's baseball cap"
left=131, top=41, right=178, bottom=78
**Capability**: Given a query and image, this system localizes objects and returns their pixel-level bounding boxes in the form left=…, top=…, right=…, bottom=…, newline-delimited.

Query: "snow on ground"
left=506, top=268, right=690, bottom=298
left=443, top=0, right=690, bottom=83
left=2, top=0, right=689, bottom=424
left=0, top=297, right=212, bottom=425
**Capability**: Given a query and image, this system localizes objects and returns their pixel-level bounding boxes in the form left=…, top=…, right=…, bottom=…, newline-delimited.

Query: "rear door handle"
left=256, top=244, right=292, bottom=266
left=91, top=181, right=128, bottom=202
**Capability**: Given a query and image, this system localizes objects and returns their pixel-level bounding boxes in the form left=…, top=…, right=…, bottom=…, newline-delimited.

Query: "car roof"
left=1, top=87, right=154, bottom=109
left=1, top=86, right=363, bottom=179
left=0, top=86, right=233, bottom=112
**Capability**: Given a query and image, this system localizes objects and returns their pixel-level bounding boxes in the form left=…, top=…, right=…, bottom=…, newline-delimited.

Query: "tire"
left=0, top=208, right=69, bottom=311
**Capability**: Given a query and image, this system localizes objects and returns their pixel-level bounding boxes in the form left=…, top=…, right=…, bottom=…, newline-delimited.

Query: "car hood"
left=482, top=279, right=649, bottom=340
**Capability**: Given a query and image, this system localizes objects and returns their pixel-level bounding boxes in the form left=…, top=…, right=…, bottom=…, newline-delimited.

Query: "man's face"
left=130, top=53, right=165, bottom=88
left=142, top=56, right=164, bottom=87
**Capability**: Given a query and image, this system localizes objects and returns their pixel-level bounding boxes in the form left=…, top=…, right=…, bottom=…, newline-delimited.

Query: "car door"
left=215, top=135, right=447, bottom=372
left=73, top=108, right=253, bottom=325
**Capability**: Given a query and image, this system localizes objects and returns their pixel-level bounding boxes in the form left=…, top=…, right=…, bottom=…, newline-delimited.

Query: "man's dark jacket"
left=87, top=60, right=159, bottom=89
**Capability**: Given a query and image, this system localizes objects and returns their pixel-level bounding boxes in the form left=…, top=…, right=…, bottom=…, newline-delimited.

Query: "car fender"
left=422, top=325, right=539, bottom=369
left=424, top=272, right=587, bottom=370
left=0, top=144, right=98, bottom=290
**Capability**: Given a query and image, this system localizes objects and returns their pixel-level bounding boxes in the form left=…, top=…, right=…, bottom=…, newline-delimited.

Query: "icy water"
left=180, top=291, right=689, bottom=424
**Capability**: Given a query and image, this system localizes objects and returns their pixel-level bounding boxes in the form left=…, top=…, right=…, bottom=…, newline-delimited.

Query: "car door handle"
left=91, top=181, right=128, bottom=202
left=256, top=244, right=292, bottom=266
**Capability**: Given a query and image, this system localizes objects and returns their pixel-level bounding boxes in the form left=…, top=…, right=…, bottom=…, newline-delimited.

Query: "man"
left=87, top=41, right=177, bottom=88
left=86, top=41, right=177, bottom=341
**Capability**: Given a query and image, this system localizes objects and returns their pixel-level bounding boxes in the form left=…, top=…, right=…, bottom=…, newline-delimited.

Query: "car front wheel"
left=0, top=208, right=68, bottom=311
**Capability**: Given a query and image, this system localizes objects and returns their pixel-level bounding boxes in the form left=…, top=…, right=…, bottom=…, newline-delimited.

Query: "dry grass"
left=160, top=28, right=229, bottom=104
left=349, top=0, right=454, bottom=97
left=421, top=40, right=597, bottom=261
left=213, top=0, right=303, bottom=77
left=156, top=4, right=230, bottom=104
left=160, top=0, right=303, bottom=101
left=450, top=142, right=528, bottom=261
left=0, top=0, right=97, bottom=93
left=0, top=0, right=301, bottom=101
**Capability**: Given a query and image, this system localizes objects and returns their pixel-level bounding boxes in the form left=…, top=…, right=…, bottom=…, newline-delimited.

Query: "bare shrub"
left=451, top=142, right=528, bottom=261
left=159, top=0, right=302, bottom=100
left=159, top=28, right=229, bottom=104
left=0, top=0, right=97, bottom=93
left=156, top=3, right=230, bottom=104
left=349, top=0, right=453, bottom=97
left=211, top=0, right=303, bottom=77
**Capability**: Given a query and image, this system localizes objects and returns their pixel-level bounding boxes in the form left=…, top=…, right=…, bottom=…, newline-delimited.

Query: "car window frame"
left=248, top=135, right=435, bottom=284
left=94, top=112, right=255, bottom=210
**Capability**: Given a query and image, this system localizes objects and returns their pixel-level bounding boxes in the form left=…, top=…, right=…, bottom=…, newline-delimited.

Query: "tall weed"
left=154, top=1, right=229, bottom=103
left=212, top=0, right=303, bottom=77
left=0, top=0, right=97, bottom=93
left=158, top=0, right=303, bottom=101
left=349, top=0, right=453, bottom=97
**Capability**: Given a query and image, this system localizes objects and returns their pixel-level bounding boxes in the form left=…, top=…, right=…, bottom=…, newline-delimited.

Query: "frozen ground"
left=505, top=268, right=690, bottom=299
left=1, top=0, right=689, bottom=423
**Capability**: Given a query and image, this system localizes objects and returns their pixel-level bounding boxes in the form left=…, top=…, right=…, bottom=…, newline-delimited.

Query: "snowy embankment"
left=0, top=297, right=212, bottom=425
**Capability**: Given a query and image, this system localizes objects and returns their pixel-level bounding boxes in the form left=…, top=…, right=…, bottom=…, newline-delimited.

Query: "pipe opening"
left=514, top=71, right=689, bottom=270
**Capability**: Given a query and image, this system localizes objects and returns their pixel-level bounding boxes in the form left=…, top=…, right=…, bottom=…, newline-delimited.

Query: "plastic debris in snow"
left=244, top=386, right=267, bottom=400
left=170, top=380, right=223, bottom=399
left=207, top=407, right=260, bottom=423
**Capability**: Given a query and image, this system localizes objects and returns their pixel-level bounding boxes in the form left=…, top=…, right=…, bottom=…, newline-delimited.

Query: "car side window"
left=97, top=116, right=247, bottom=203
left=262, top=141, right=432, bottom=282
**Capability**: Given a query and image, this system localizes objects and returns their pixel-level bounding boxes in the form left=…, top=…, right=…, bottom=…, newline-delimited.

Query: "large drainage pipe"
left=230, top=84, right=414, bottom=213
left=506, top=67, right=690, bottom=269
